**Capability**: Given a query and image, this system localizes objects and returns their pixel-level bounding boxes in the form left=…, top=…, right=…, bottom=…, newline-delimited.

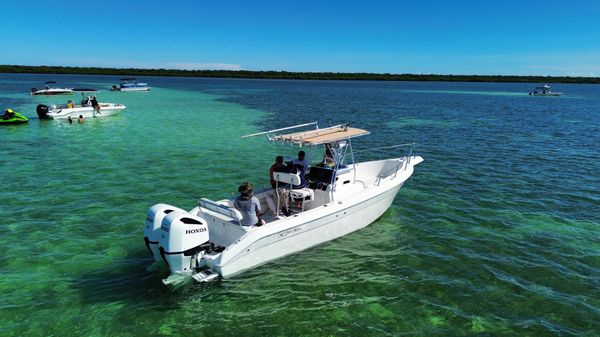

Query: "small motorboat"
left=36, top=90, right=126, bottom=120
left=529, top=84, right=562, bottom=96
left=144, top=122, right=423, bottom=282
left=112, top=78, right=151, bottom=92
left=30, top=81, right=74, bottom=95
left=0, top=109, right=28, bottom=125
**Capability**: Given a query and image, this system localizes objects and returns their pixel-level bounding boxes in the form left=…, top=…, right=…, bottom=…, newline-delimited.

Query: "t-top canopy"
left=273, top=124, right=369, bottom=146
left=242, top=122, right=370, bottom=146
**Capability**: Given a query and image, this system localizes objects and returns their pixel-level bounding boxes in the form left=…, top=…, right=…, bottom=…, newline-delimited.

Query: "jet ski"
left=0, top=109, right=29, bottom=125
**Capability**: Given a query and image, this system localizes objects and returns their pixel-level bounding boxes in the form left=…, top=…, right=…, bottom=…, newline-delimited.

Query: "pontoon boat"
left=112, top=78, right=151, bottom=92
left=144, top=122, right=423, bottom=282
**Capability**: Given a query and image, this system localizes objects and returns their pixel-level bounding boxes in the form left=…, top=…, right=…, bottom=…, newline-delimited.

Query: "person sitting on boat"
left=234, top=182, right=265, bottom=227
left=66, top=100, right=74, bottom=109
left=2, top=109, right=15, bottom=120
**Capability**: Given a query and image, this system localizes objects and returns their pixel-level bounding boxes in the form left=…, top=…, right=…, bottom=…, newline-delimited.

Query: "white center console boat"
left=529, top=84, right=562, bottom=96
left=144, top=122, right=423, bottom=282
left=35, top=90, right=126, bottom=120
left=30, top=81, right=74, bottom=95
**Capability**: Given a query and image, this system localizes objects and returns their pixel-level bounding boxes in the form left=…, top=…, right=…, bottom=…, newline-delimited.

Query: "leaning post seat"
left=273, top=172, right=301, bottom=186
left=274, top=172, right=314, bottom=211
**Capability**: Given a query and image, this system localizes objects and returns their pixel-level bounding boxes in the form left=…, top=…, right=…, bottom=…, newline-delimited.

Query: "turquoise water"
left=1, top=75, right=599, bottom=336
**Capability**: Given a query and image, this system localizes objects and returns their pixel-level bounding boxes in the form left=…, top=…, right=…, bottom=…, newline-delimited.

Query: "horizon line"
left=1, top=64, right=600, bottom=82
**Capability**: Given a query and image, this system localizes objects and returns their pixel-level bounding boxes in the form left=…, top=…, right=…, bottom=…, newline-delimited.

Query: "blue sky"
left=1, top=0, right=599, bottom=76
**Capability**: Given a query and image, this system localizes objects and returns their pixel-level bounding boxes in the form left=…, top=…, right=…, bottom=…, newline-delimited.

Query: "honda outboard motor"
left=144, top=204, right=187, bottom=262
left=159, top=211, right=212, bottom=274
left=36, top=104, right=49, bottom=119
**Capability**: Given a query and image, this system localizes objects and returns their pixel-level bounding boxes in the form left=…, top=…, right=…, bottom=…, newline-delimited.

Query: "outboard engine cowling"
left=36, top=104, right=49, bottom=119
left=159, top=211, right=211, bottom=274
left=144, top=204, right=187, bottom=262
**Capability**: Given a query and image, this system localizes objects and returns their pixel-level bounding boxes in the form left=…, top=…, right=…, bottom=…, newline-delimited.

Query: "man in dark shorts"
left=91, top=96, right=101, bottom=115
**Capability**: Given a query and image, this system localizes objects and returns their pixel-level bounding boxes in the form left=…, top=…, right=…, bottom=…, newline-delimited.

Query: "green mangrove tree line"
left=1, top=65, right=599, bottom=83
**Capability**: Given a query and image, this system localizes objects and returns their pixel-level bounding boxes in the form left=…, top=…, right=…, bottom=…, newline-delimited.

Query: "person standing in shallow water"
left=67, top=116, right=73, bottom=124
left=78, top=115, right=84, bottom=123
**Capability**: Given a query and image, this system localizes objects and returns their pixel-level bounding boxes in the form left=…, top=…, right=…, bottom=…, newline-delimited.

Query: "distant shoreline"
left=1, top=65, right=599, bottom=84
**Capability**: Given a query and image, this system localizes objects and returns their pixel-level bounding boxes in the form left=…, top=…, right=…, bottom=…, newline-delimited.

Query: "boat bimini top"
left=242, top=122, right=369, bottom=146
left=243, top=122, right=375, bottom=195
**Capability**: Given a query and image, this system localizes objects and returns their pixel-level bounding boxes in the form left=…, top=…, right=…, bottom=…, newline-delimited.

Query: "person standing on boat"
left=91, top=96, right=100, bottom=115
left=291, top=151, right=308, bottom=170
left=270, top=156, right=288, bottom=188
left=288, top=150, right=308, bottom=188
left=234, top=182, right=264, bottom=227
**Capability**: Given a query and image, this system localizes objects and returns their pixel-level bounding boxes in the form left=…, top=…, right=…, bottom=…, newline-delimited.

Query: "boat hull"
left=46, top=104, right=126, bottom=119
left=32, top=89, right=74, bottom=95
left=0, top=113, right=28, bottom=125
left=215, top=182, right=403, bottom=278
left=530, top=93, right=561, bottom=96
left=120, top=87, right=151, bottom=92
left=204, top=159, right=420, bottom=278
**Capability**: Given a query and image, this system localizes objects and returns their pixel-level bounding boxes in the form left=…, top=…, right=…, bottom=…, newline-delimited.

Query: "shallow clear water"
left=1, top=74, right=599, bottom=336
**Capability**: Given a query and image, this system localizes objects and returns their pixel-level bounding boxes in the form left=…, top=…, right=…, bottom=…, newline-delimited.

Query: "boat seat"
left=291, top=188, right=313, bottom=200
left=273, top=172, right=314, bottom=211
left=198, top=198, right=243, bottom=225
left=273, top=172, right=301, bottom=186
left=291, top=188, right=314, bottom=211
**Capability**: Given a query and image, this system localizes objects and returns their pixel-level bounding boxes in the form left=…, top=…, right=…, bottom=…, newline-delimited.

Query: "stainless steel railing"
left=350, top=143, right=417, bottom=186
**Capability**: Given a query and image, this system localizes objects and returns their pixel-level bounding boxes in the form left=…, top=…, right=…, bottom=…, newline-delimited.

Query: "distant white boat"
left=112, top=78, right=151, bottom=92
left=36, top=91, right=126, bottom=119
left=529, top=84, right=562, bottom=96
left=144, top=122, right=423, bottom=282
left=30, top=81, right=73, bottom=95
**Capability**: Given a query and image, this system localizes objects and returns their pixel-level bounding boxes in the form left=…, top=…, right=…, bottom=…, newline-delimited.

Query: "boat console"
left=306, top=166, right=335, bottom=190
